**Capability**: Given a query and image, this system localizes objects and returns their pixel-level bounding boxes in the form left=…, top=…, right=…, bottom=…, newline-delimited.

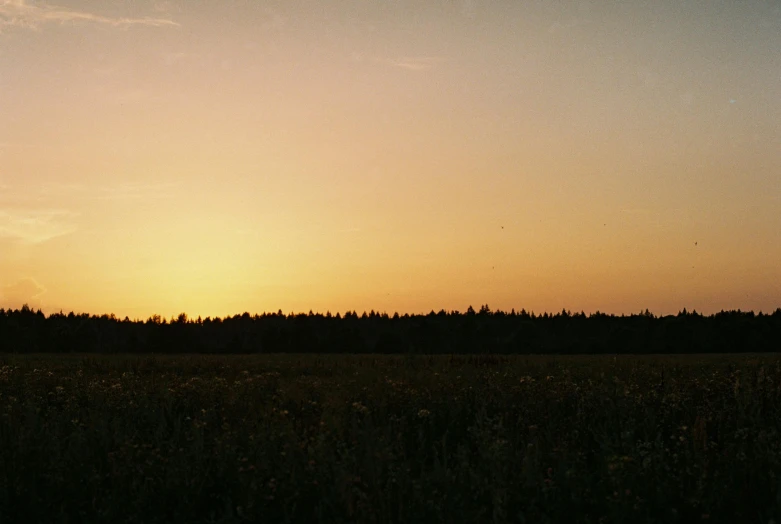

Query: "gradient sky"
left=1, top=0, right=779, bottom=319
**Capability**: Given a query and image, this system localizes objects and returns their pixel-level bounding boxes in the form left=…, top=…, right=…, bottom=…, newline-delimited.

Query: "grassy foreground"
left=1, top=354, right=780, bottom=523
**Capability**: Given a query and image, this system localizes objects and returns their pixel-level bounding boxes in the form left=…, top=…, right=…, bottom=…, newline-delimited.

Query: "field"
left=1, top=354, right=781, bottom=523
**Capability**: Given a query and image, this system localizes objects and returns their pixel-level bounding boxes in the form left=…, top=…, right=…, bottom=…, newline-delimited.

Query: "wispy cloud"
left=37, top=181, right=179, bottom=200
left=0, top=0, right=179, bottom=31
left=0, top=276, right=46, bottom=309
left=161, top=51, right=190, bottom=66
left=0, top=208, right=79, bottom=244
left=95, top=182, right=180, bottom=200
left=350, top=53, right=446, bottom=72
left=1, top=181, right=180, bottom=208
left=388, top=56, right=444, bottom=71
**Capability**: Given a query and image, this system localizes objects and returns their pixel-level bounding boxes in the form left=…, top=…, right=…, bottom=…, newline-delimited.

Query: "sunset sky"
left=1, top=0, right=779, bottom=319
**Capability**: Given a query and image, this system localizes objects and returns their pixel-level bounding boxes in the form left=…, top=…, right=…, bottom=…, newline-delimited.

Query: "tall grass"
left=1, top=354, right=780, bottom=523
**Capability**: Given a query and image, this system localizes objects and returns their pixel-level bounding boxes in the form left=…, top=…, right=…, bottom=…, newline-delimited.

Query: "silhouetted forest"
left=1, top=304, right=780, bottom=354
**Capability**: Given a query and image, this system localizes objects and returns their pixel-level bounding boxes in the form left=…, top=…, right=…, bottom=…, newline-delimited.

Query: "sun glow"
left=1, top=1, right=779, bottom=317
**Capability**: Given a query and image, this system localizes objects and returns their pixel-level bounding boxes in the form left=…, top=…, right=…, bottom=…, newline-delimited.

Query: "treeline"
left=1, top=304, right=780, bottom=355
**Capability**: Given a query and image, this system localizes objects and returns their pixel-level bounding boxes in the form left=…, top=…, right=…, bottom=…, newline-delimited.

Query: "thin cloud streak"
left=37, top=181, right=180, bottom=200
left=96, top=182, right=180, bottom=200
left=0, top=208, right=79, bottom=244
left=0, top=182, right=179, bottom=210
left=0, top=0, right=179, bottom=31
left=388, top=56, right=444, bottom=71
left=0, top=276, right=46, bottom=309
left=161, top=51, right=192, bottom=66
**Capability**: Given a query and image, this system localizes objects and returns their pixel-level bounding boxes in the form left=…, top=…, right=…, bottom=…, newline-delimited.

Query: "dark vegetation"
left=3, top=306, right=780, bottom=522
left=2, top=354, right=781, bottom=523
left=1, top=305, right=780, bottom=355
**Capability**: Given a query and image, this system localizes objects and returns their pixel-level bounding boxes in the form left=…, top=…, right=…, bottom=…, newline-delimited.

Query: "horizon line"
left=3, top=304, right=779, bottom=322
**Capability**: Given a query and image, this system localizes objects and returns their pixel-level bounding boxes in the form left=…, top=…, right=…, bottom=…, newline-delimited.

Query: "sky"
left=1, top=0, right=779, bottom=319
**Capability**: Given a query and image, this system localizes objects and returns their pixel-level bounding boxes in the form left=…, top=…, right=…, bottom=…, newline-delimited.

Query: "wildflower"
left=417, top=409, right=431, bottom=418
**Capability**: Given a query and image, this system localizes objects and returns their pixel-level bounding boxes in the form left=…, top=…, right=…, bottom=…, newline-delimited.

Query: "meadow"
left=1, top=353, right=780, bottom=523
